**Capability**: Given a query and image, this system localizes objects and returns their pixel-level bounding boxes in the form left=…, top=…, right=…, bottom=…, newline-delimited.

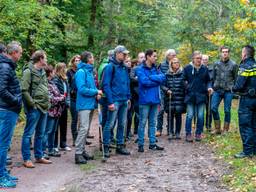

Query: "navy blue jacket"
left=232, top=57, right=256, bottom=96
left=159, top=59, right=169, bottom=74
left=183, top=64, right=211, bottom=104
left=102, top=57, right=130, bottom=104
left=137, top=62, right=165, bottom=105
left=0, top=54, right=22, bottom=113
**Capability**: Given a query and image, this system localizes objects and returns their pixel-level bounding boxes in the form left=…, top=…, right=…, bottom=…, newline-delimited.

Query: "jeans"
left=70, top=100, right=78, bottom=144
left=0, top=110, right=18, bottom=177
left=167, top=109, right=182, bottom=136
left=238, top=97, right=256, bottom=155
left=185, top=103, right=205, bottom=135
left=103, top=101, right=128, bottom=145
left=42, top=115, right=59, bottom=153
left=75, top=110, right=94, bottom=154
left=55, top=107, right=67, bottom=148
left=156, top=91, right=165, bottom=132
left=138, top=104, right=158, bottom=146
left=211, top=91, right=233, bottom=123
left=22, top=109, right=47, bottom=161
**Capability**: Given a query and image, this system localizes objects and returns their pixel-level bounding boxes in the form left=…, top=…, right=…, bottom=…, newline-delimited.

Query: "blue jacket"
left=102, top=57, right=130, bottom=104
left=183, top=64, right=211, bottom=104
left=232, top=57, right=256, bottom=96
left=0, top=54, right=22, bottom=113
left=75, top=62, right=98, bottom=111
left=137, top=62, right=166, bottom=105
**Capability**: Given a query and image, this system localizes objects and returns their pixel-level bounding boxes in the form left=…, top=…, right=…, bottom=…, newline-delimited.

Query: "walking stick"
left=98, top=104, right=107, bottom=163
left=168, top=93, right=172, bottom=141
left=207, top=94, right=211, bottom=133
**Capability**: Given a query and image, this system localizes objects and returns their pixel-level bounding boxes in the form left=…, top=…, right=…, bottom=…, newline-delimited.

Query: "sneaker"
left=35, top=158, right=52, bottom=164
left=4, top=173, right=18, bottom=182
left=185, top=134, right=193, bottom=142
left=75, top=154, right=87, bottom=164
left=53, top=148, right=59, bottom=153
left=48, top=151, right=61, bottom=157
left=23, top=160, right=35, bottom=168
left=116, top=145, right=130, bottom=155
left=60, top=146, right=72, bottom=151
left=138, top=145, right=144, bottom=153
left=149, top=144, right=164, bottom=151
left=175, top=134, right=181, bottom=140
left=155, top=131, right=162, bottom=137
left=234, top=152, right=253, bottom=159
left=0, top=176, right=16, bottom=188
left=82, top=151, right=94, bottom=160
left=195, top=134, right=202, bottom=142
left=42, top=153, right=50, bottom=160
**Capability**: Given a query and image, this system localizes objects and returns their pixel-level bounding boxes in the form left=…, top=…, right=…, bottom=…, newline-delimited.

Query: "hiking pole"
left=207, top=94, right=212, bottom=133
left=98, top=104, right=107, bottom=163
left=168, top=93, right=172, bottom=141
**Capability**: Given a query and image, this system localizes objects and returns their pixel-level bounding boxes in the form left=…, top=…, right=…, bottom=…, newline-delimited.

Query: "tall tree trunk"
left=87, top=0, right=99, bottom=49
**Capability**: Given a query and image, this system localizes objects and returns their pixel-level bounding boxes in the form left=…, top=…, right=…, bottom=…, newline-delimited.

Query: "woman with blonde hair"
left=53, top=62, right=71, bottom=152
left=67, top=55, right=80, bottom=146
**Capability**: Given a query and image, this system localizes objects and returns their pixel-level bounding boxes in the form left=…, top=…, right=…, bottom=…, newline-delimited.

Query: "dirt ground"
left=3, top=113, right=230, bottom=192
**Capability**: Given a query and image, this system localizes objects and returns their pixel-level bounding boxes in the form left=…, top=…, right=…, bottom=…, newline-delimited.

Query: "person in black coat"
left=161, top=58, right=185, bottom=140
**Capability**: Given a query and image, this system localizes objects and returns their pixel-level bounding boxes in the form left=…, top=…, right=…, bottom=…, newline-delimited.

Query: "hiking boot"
left=214, top=120, right=222, bottom=135
left=23, top=160, right=35, bottom=168
left=138, top=145, right=144, bottom=153
left=82, top=151, right=94, bottom=160
left=75, top=154, right=87, bottom=164
left=149, top=144, right=164, bottom=151
left=155, top=131, right=162, bottom=137
left=234, top=152, right=253, bottom=159
left=4, top=173, right=18, bottom=182
left=35, top=158, right=52, bottom=164
left=195, top=134, right=202, bottom=142
left=116, top=145, right=130, bottom=155
left=48, top=151, right=61, bottom=157
left=87, top=135, right=94, bottom=139
left=185, top=134, right=193, bottom=142
left=103, top=145, right=110, bottom=158
left=0, top=176, right=16, bottom=188
left=223, top=122, right=230, bottom=132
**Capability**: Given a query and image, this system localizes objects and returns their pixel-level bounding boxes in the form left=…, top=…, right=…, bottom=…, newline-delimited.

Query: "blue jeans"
left=211, top=91, right=233, bottom=123
left=185, top=103, right=205, bottom=135
left=138, top=104, right=158, bottom=146
left=22, top=109, right=47, bottom=161
left=70, top=100, right=78, bottom=144
left=0, top=110, right=18, bottom=177
left=103, top=101, right=128, bottom=145
left=156, top=91, right=165, bottom=132
left=238, top=97, right=256, bottom=155
left=42, top=115, right=59, bottom=153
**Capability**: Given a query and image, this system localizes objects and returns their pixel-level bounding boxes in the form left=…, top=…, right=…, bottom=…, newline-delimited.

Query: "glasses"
left=195, top=57, right=202, bottom=60
left=75, top=59, right=80, bottom=62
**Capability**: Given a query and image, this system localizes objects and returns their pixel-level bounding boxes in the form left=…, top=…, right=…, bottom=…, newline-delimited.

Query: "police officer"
left=232, top=45, right=256, bottom=158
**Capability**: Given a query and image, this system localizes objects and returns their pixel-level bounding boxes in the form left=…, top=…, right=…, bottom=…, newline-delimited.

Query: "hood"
left=167, top=66, right=183, bottom=74
left=77, top=62, right=94, bottom=72
left=109, top=56, right=124, bottom=66
left=0, top=54, right=16, bottom=69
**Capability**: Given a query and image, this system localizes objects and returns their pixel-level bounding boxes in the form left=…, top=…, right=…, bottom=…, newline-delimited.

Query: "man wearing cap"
left=102, top=45, right=131, bottom=158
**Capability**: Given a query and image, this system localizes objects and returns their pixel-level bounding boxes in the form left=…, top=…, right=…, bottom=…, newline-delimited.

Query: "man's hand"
left=208, top=88, right=214, bottom=95
left=98, top=90, right=103, bottom=95
left=167, top=90, right=172, bottom=96
left=108, top=103, right=115, bottom=111
left=96, top=94, right=102, bottom=101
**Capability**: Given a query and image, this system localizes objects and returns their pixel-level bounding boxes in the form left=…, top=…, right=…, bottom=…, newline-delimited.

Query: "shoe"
left=185, top=134, right=193, bottom=142
left=4, top=173, right=18, bottom=182
left=0, top=176, right=16, bottom=188
left=138, top=145, right=144, bottom=153
left=85, top=141, right=92, bottom=145
left=234, top=152, right=253, bottom=159
left=175, top=134, right=181, bottom=140
left=214, top=120, right=222, bottom=135
left=116, top=145, right=130, bottom=155
left=87, top=135, right=94, bottom=139
left=195, top=134, right=202, bottom=142
left=60, top=146, right=72, bottom=151
left=48, top=151, right=61, bottom=157
left=53, top=148, right=59, bottom=153
left=42, top=153, right=50, bottom=160
left=82, top=151, right=94, bottom=160
left=149, top=144, right=164, bottom=151
left=75, top=154, right=87, bottom=164
left=35, top=158, right=52, bottom=164
left=223, top=122, right=230, bottom=132
left=103, top=145, right=110, bottom=158
left=23, top=160, right=35, bottom=168
left=155, top=131, right=162, bottom=137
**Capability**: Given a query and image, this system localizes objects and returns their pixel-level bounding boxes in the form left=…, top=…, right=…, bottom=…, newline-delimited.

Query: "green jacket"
left=21, top=63, right=50, bottom=113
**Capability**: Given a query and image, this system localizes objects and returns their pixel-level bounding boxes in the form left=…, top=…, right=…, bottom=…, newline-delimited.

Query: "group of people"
left=0, top=40, right=256, bottom=189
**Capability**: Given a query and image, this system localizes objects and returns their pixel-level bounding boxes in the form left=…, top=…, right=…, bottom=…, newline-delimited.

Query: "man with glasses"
left=211, top=46, right=238, bottom=134
left=102, top=45, right=131, bottom=158
left=183, top=51, right=213, bottom=142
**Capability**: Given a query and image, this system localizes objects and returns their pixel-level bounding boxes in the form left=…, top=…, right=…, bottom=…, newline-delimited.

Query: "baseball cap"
left=114, top=45, right=129, bottom=54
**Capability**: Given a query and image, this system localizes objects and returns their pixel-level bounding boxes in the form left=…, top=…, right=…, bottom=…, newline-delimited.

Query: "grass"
left=205, top=99, right=256, bottom=192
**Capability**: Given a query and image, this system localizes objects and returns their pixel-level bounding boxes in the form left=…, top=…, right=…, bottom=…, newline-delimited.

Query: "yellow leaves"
left=234, top=18, right=256, bottom=32
left=177, top=43, right=192, bottom=65
left=240, top=0, right=249, bottom=5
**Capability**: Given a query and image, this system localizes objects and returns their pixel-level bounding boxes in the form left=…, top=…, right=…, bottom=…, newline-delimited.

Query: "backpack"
left=99, top=63, right=116, bottom=92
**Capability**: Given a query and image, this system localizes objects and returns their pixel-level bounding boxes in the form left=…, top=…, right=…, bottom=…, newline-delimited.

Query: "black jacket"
left=159, top=59, right=169, bottom=75
left=0, top=54, right=22, bottom=113
left=53, top=75, right=70, bottom=107
left=161, top=68, right=186, bottom=113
